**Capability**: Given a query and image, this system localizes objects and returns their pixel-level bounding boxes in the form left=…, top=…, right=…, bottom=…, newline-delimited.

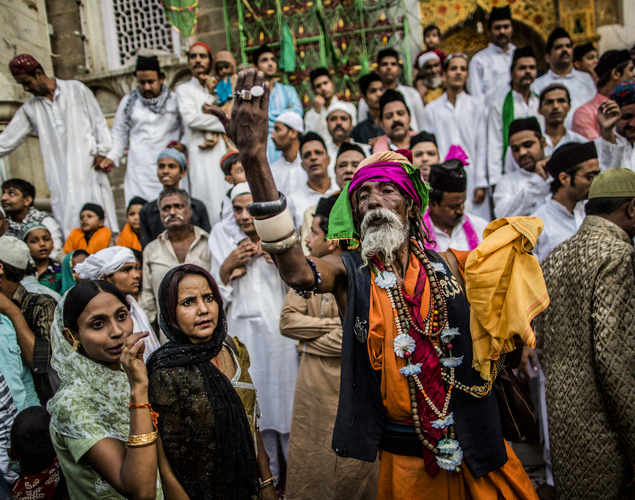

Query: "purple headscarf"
left=349, top=161, right=422, bottom=209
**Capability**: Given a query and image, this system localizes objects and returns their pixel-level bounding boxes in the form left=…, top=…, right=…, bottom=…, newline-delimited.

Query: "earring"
left=63, top=328, right=80, bottom=351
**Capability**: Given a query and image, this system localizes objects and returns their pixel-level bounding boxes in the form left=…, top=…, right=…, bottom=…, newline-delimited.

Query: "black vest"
left=332, top=250, right=508, bottom=479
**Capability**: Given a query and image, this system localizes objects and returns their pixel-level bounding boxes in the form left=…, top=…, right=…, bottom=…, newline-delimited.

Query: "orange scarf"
left=63, top=226, right=112, bottom=254
left=116, top=223, right=141, bottom=251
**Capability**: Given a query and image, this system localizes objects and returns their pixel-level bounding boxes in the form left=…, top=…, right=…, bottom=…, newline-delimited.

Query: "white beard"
left=423, top=75, right=443, bottom=89
left=360, top=208, right=409, bottom=268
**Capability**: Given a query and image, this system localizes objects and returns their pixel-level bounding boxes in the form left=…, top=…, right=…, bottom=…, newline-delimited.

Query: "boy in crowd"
left=62, top=204, right=112, bottom=254
left=117, top=197, right=147, bottom=251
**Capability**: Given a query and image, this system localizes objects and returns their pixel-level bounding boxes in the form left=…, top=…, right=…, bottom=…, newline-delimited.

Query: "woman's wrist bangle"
left=259, top=476, right=276, bottom=490
left=127, top=429, right=158, bottom=447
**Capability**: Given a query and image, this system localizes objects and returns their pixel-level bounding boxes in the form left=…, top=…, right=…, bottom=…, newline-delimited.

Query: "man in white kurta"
left=424, top=160, right=488, bottom=253
left=531, top=28, right=596, bottom=129
left=269, top=111, right=307, bottom=197
left=494, top=117, right=551, bottom=218
left=0, top=54, right=118, bottom=237
left=304, top=68, right=357, bottom=140
left=176, top=42, right=230, bottom=225
left=487, top=46, right=540, bottom=187
left=103, top=56, right=186, bottom=204
left=210, top=182, right=297, bottom=485
left=423, top=53, right=490, bottom=220
left=467, top=6, right=516, bottom=108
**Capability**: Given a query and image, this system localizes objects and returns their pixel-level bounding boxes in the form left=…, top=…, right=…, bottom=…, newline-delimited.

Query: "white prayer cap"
left=230, top=182, right=252, bottom=202
left=75, top=246, right=136, bottom=280
left=275, top=111, right=304, bottom=133
left=326, top=102, right=354, bottom=119
left=0, top=236, right=29, bottom=270
left=418, top=51, right=440, bottom=70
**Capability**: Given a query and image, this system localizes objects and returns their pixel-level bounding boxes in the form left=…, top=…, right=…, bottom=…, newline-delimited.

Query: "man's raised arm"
left=210, top=70, right=346, bottom=296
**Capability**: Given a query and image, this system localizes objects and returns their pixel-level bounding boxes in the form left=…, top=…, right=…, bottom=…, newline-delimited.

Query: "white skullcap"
left=0, top=236, right=29, bottom=270
left=326, top=101, right=354, bottom=119
left=418, top=51, right=440, bottom=70
left=74, top=246, right=136, bottom=280
left=275, top=111, right=304, bottom=133
left=230, top=182, right=252, bottom=202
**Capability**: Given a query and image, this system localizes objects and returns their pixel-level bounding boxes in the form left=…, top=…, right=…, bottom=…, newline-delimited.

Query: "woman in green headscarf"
left=47, top=280, right=163, bottom=499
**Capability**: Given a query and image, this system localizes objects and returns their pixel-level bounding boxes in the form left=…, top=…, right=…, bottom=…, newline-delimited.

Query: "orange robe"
left=63, top=227, right=112, bottom=254
left=116, top=223, right=142, bottom=251
left=368, top=252, right=539, bottom=500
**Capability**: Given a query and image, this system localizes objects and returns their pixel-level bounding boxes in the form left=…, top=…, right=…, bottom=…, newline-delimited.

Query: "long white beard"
left=423, top=75, right=443, bottom=89
left=360, top=208, right=409, bottom=268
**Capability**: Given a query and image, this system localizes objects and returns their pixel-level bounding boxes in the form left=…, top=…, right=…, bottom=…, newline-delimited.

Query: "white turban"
left=418, top=51, right=440, bottom=70
left=326, top=101, right=354, bottom=120
left=75, top=246, right=136, bottom=280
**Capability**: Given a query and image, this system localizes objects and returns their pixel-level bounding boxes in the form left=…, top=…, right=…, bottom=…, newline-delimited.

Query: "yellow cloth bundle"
left=465, top=217, right=550, bottom=380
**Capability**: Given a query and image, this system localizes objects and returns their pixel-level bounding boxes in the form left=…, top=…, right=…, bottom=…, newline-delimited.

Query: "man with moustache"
left=539, top=84, right=587, bottom=153
left=494, top=118, right=551, bottom=218
left=410, top=132, right=439, bottom=181
left=531, top=28, right=596, bottom=129
left=101, top=55, right=186, bottom=203
left=252, top=45, right=303, bottom=163
left=424, top=53, right=489, bottom=220
left=176, top=42, right=230, bottom=224
left=140, top=187, right=211, bottom=331
left=532, top=142, right=599, bottom=262
left=487, top=46, right=540, bottom=187
left=351, top=73, right=385, bottom=145
left=358, top=49, right=425, bottom=131
left=218, top=69, right=542, bottom=498
left=325, top=105, right=370, bottom=179
left=210, top=182, right=298, bottom=490
left=372, top=90, right=414, bottom=153
left=468, top=6, right=516, bottom=106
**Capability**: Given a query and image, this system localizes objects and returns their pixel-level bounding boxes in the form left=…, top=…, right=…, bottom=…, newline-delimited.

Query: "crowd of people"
left=0, top=4, right=632, bottom=499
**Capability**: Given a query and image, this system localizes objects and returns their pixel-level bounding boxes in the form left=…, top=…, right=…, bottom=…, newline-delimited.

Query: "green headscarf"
left=60, top=252, right=76, bottom=295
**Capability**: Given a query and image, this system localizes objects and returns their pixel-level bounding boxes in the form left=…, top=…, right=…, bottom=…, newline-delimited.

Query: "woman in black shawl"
left=147, top=264, right=277, bottom=499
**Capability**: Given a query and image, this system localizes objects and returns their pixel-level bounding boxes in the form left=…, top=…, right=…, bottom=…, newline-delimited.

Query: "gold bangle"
left=260, top=476, right=275, bottom=490
left=126, top=430, right=158, bottom=447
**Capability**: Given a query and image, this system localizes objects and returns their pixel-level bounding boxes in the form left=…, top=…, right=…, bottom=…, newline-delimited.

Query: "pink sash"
left=422, top=211, right=480, bottom=251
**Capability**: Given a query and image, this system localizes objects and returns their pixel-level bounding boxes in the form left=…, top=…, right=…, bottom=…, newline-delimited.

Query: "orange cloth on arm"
left=116, top=223, right=142, bottom=251
left=369, top=250, right=539, bottom=500
left=465, top=217, right=550, bottom=380
left=63, top=226, right=112, bottom=254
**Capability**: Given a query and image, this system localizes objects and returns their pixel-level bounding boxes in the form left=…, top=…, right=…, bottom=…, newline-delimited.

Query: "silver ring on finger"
left=239, top=89, right=253, bottom=101
left=250, top=85, right=264, bottom=97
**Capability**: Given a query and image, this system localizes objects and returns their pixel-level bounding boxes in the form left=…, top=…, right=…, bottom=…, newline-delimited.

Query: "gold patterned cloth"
left=536, top=216, right=635, bottom=500
left=465, top=216, right=549, bottom=380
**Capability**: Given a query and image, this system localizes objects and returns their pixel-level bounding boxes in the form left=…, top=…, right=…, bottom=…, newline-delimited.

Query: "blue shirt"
left=267, top=82, right=302, bottom=163
left=0, top=314, right=40, bottom=411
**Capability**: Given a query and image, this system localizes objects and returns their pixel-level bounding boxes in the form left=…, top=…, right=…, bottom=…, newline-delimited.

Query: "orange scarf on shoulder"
left=116, top=223, right=141, bottom=251
left=63, top=226, right=112, bottom=254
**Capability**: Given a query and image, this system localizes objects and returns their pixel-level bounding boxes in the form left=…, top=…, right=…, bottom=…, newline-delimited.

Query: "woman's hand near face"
left=121, top=331, right=150, bottom=396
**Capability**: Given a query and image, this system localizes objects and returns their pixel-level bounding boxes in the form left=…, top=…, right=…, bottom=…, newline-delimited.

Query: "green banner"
left=161, top=0, right=199, bottom=36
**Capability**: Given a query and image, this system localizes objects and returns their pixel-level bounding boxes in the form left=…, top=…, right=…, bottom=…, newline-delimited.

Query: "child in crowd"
left=60, top=249, right=89, bottom=295
left=423, top=24, right=441, bottom=51
left=116, top=197, right=146, bottom=251
left=9, top=406, right=68, bottom=499
left=219, top=151, right=247, bottom=223
left=62, top=204, right=112, bottom=254
left=21, top=223, right=62, bottom=293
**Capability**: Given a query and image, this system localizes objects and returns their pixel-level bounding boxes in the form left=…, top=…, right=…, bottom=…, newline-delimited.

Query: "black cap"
left=573, top=43, right=596, bottom=62
left=509, top=117, right=542, bottom=138
left=309, top=67, right=330, bottom=85
left=337, top=142, right=366, bottom=160
left=546, top=27, right=571, bottom=53
left=489, top=6, right=511, bottom=27
left=315, top=194, right=339, bottom=219
left=595, top=49, right=632, bottom=79
left=379, top=89, right=409, bottom=116
left=546, top=142, right=597, bottom=177
left=511, top=46, right=536, bottom=68
left=429, top=160, right=467, bottom=193
left=135, top=55, right=161, bottom=73
left=81, top=203, right=105, bottom=220
left=127, top=197, right=148, bottom=210
left=300, top=131, right=327, bottom=151
left=252, top=45, right=275, bottom=65
left=410, top=131, right=437, bottom=148
left=358, top=72, right=382, bottom=96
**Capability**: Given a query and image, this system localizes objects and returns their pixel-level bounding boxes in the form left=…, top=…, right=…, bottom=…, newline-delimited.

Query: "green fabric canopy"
left=161, top=0, right=199, bottom=36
